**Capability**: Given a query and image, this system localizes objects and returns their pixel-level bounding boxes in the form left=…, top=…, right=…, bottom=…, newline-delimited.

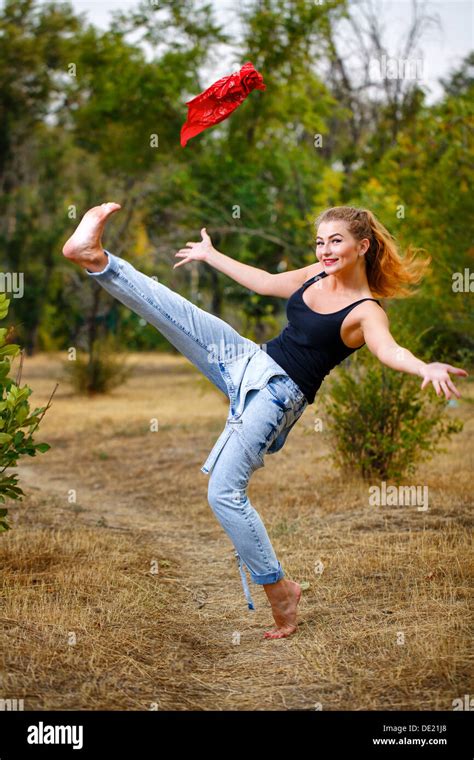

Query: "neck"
left=327, top=260, right=370, bottom=294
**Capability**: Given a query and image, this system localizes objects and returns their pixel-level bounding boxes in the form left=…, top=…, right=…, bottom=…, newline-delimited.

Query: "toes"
left=90, top=203, right=121, bottom=222
left=92, top=202, right=121, bottom=217
left=264, top=625, right=296, bottom=639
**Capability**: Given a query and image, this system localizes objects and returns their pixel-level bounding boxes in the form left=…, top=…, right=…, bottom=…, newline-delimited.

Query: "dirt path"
left=12, top=449, right=317, bottom=711
left=15, top=458, right=261, bottom=619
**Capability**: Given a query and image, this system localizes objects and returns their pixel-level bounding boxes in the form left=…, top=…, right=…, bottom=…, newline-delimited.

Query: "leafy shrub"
left=0, top=294, right=53, bottom=531
left=320, top=348, right=464, bottom=483
left=63, top=336, right=133, bottom=395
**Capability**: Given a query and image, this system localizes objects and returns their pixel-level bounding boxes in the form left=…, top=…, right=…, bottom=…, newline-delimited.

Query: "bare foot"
left=62, top=202, right=121, bottom=271
left=263, top=579, right=301, bottom=639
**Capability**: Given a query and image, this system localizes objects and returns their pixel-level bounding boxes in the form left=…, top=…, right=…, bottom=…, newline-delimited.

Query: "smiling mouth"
left=323, top=258, right=338, bottom=264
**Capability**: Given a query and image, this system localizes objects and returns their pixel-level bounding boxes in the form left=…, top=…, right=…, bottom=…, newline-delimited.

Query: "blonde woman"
left=62, top=203, right=468, bottom=639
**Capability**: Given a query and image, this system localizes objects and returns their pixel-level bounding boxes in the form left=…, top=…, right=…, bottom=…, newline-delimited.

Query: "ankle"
left=264, top=578, right=295, bottom=602
left=83, top=250, right=108, bottom=272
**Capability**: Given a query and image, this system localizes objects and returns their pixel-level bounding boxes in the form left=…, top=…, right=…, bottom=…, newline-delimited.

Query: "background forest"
left=1, top=0, right=472, bottom=363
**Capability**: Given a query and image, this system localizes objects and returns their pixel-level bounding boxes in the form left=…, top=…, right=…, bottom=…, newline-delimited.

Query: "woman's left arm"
left=360, top=305, right=469, bottom=400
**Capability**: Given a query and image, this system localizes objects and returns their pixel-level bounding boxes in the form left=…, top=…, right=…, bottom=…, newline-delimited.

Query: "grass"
left=0, top=351, right=472, bottom=710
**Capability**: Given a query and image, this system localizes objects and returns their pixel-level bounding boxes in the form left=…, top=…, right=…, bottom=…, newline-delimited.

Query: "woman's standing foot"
left=263, top=578, right=302, bottom=639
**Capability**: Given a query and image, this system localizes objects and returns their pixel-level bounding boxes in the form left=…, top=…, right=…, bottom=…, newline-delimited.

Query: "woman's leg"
left=63, top=204, right=301, bottom=638
left=87, top=250, right=259, bottom=395
left=208, top=384, right=302, bottom=639
left=62, top=204, right=259, bottom=396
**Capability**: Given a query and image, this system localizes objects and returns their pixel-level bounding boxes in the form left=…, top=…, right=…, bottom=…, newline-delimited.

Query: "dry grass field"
left=1, top=351, right=472, bottom=710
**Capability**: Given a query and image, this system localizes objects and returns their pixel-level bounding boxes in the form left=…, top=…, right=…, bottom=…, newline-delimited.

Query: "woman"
left=62, top=202, right=468, bottom=639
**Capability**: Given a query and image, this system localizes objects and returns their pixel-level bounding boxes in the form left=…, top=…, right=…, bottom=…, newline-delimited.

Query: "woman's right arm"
left=174, top=228, right=323, bottom=297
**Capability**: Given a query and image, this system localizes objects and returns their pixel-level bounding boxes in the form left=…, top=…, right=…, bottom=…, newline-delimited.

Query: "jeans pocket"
left=264, top=375, right=293, bottom=412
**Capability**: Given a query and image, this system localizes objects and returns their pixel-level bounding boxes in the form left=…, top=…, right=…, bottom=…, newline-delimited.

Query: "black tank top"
left=265, top=271, right=382, bottom=404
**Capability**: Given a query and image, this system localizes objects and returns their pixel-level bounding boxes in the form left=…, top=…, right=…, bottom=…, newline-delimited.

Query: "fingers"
left=446, top=378, right=461, bottom=398
left=446, top=365, right=469, bottom=376
left=173, top=252, right=193, bottom=268
left=180, top=228, right=210, bottom=248
left=421, top=366, right=466, bottom=399
left=439, top=381, right=451, bottom=399
left=436, top=379, right=462, bottom=400
left=173, top=257, right=191, bottom=269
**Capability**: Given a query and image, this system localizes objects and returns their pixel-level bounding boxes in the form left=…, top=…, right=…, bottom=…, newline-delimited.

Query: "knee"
left=207, top=473, right=227, bottom=512
left=207, top=472, right=247, bottom=514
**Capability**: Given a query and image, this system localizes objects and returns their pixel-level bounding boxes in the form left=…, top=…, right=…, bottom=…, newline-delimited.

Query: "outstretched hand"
left=173, top=228, right=215, bottom=269
left=419, top=362, right=469, bottom=399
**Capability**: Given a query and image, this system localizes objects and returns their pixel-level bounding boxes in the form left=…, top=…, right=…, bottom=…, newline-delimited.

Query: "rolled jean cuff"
left=85, top=249, right=120, bottom=278
left=250, top=562, right=285, bottom=585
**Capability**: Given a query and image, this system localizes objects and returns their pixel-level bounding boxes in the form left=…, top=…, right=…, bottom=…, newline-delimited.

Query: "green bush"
left=0, top=294, right=53, bottom=532
left=320, top=348, right=464, bottom=483
left=63, top=336, right=133, bottom=395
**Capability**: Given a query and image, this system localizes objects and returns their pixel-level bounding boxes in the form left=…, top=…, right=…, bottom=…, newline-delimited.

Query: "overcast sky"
left=33, top=1, right=474, bottom=102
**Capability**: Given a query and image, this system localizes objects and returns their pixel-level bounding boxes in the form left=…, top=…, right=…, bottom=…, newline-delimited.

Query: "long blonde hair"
left=315, top=206, right=432, bottom=298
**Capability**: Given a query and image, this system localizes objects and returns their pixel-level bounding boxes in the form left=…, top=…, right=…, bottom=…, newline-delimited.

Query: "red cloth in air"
left=180, top=61, right=266, bottom=147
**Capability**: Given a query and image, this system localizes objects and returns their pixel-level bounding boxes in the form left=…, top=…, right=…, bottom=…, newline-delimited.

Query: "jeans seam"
left=239, top=499, right=275, bottom=576
left=218, top=361, right=237, bottom=409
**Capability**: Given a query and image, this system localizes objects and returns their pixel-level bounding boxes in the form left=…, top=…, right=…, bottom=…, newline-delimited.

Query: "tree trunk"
left=209, top=267, right=222, bottom=317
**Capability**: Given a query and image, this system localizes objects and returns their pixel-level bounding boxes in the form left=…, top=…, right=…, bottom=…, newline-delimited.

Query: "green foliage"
left=320, top=349, right=464, bottom=484
left=350, top=54, right=474, bottom=361
left=0, top=293, right=53, bottom=532
left=63, top=337, right=133, bottom=395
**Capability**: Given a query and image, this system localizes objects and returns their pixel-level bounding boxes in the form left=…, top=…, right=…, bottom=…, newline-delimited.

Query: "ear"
left=358, top=238, right=371, bottom=256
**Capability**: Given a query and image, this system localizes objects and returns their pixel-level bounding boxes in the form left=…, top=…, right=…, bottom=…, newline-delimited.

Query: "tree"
left=350, top=52, right=474, bottom=363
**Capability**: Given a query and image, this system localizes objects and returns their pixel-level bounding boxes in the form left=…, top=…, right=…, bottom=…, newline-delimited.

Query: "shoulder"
left=296, top=261, right=326, bottom=287
left=264, top=260, right=327, bottom=298
left=348, top=298, right=388, bottom=330
left=356, top=299, right=389, bottom=327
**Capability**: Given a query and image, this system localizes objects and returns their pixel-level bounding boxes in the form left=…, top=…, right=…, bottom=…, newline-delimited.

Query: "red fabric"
left=180, top=61, right=266, bottom=147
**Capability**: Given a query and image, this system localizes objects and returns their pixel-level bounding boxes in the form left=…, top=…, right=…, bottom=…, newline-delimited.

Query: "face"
left=316, top=221, right=370, bottom=272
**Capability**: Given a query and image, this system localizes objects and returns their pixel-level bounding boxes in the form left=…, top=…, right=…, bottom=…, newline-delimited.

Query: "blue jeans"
left=86, top=251, right=308, bottom=609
